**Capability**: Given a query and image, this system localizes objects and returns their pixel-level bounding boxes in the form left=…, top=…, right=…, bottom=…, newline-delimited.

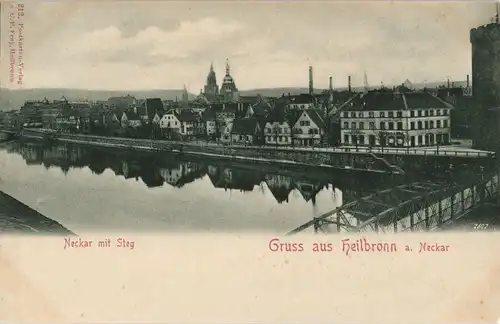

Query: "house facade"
left=159, top=110, right=181, bottom=137
left=230, top=118, right=261, bottom=145
left=339, top=90, right=452, bottom=147
left=264, top=120, right=292, bottom=146
left=292, top=110, right=324, bottom=146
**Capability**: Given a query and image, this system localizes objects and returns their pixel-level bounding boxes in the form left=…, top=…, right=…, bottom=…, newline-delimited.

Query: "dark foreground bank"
left=0, top=191, right=74, bottom=235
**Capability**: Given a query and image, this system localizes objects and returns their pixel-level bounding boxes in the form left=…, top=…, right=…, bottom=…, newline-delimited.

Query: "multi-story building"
left=339, top=89, right=452, bottom=147
left=470, top=15, right=500, bottom=149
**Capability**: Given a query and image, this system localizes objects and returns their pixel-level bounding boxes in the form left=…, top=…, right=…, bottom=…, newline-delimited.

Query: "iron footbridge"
left=287, top=174, right=500, bottom=234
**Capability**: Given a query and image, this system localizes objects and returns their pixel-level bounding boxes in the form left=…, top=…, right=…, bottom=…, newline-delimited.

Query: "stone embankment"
left=0, top=191, right=73, bottom=235
left=21, top=129, right=399, bottom=174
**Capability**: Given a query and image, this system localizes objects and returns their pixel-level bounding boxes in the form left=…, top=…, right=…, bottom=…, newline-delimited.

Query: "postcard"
left=0, top=0, right=499, bottom=322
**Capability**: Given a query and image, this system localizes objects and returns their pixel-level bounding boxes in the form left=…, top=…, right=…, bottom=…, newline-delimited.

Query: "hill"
left=0, top=88, right=196, bottom=111
left=0, top=80, right=468, bottom=111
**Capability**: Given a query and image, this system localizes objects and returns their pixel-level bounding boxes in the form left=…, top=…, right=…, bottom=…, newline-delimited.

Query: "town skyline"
left=1, top=1, right=496, bottom=91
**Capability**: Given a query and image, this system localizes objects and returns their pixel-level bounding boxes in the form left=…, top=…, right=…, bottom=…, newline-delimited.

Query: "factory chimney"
left=329, top=76, right=333, bottom=91
left=309, top=66, right=314, bottom=95
left=348, top=76, right=352, bottom=92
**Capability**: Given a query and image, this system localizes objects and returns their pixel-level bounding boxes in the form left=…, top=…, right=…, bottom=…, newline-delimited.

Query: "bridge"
left=287, top=171, right=500, bottom=234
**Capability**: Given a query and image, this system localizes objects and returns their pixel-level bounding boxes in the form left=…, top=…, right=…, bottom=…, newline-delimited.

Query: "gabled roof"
left=177, top=110, right=199, bottom=122
left=295, top=110, right=324, bottom=129
left=231, top=118, right=259, bottom=135
left=124, top=111, right=142, bottom=121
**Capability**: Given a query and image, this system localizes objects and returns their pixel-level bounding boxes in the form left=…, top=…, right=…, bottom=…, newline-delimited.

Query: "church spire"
left=210, top=62, right=214, bottom=72
left=225, top=58, right=230, bottom=75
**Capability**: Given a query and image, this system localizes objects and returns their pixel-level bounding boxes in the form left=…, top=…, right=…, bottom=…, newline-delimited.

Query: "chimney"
left=329, top=76, right=333, bottom=91
left=447, top=78, right=450, bottom=88
left=466, top=75, right=470, bottom=88
left=348, top=76, right=352, bottom=92
left=309, top=66, right=314, bottom=95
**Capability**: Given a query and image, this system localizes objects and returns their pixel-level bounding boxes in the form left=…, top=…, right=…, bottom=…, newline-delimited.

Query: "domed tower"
left=220, top=59, right=239, bottom=102
left=203, top=63, right=219, bottom=96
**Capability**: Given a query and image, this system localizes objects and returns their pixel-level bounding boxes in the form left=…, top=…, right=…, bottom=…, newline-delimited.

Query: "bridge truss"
left=287, top=174, right=500, bottom=235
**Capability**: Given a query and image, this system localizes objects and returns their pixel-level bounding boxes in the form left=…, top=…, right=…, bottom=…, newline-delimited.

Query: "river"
left=0, top=139, right=496, bottom=233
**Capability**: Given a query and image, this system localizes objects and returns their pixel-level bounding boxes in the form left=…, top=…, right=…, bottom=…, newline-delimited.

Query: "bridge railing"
left=20, top=128, right=495, bottom=158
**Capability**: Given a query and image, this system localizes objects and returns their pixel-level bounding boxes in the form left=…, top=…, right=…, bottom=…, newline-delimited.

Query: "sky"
left=0, top=1, right=497, bottom=91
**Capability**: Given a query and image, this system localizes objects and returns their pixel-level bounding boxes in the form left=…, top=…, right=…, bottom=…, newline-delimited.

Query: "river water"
left=0, top=139, right=496, bottom=233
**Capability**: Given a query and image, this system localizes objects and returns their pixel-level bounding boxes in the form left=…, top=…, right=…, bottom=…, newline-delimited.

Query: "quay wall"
left=20, top=129, right=396, bottom=173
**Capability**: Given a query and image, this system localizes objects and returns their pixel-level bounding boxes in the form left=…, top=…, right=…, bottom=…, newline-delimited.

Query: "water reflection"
left=0, top=140, right=397, bottom=233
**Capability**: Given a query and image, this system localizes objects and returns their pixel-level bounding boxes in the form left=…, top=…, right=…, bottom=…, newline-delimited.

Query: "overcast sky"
left=0, top=1, right=496, bottom=91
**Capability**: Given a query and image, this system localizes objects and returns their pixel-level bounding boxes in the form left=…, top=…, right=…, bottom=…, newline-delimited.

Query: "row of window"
left=266, top=136, right=290, bottom=142
left=343, top=119, right=449, bottom=130
left=266, top=127, right=290, bottom=134
left=343, top=133, right=450, bottom=146
left=343, top=109, right=450, bottom=119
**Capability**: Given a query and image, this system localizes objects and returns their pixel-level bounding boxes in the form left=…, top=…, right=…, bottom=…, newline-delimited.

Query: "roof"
left=231, top=118, right=259, bottom=135
left=177, top=110, right=199, bottom=122
left=124, top=111, right=141, bottom=120
left=287, top=93, right=315, bottom=105
left=339, top=90, right=450, bottom=112
left=201, top=108, right=217, bottom=121
left=404, top=92, right=451, bottom=109
left=304, top=110, right=325, bottom=128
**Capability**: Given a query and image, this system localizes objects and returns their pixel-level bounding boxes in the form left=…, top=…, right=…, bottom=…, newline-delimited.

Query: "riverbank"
left=21, top=129, right=401, bottom=174
left=0, top=191, right=73, bottom=235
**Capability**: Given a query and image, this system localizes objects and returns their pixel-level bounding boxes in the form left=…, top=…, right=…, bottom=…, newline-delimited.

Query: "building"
left=264, top=116, right=294, bottom=146
left=470, top=14, right=500, bottom=149
left=339, top=89, right=452, bottom=147
left=230, top=118, right=261, bottom=145
left=292, top=110, right=325, bottom=146
left=159, top=110, right=181, bottom=136
left=220, top=59, right=239, bottom=103
left=203, top=63, right=219, bottom=98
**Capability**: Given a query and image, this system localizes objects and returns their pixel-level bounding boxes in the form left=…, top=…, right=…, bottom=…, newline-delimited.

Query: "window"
left=351, top=112, right=356, bottom=118
left=343, top=112, right=348, bottom=118
left=410, top=122, right=415, bottom=130
left=397, top=122, right=403, bottom=130
left=388, top=112, right=394, bottom=118
left=380, top=122, right=385, bottom=130
left=359, top=122, right=364, bottom=130
left=444, top=120, right=448, bottom=127
left=430, top=110, right=434, bottom=116
left=359, top=112, right=364, bottom=118
left=410, top=111, right=415, bottom=117
left=418, top=110, right=422, bottom=117
left=425, top=121, right=429, bottom=129
left=380, top=112, right=385, bottom=118
left=444, top=109, right=449, bottom=116
left=418, top=121, right=422, bottom=129
left=425, top=110, right=429, bottom=117
left=343, top=122, right=349, bottom=129
left=344, top=134, right=349, bottom=143
left=437, top=110, right=441, bottom=116
left=351, top=122, right=356, bottom=129
left=388, top=122, right=394, bottom=130
left=369, top=112, right=375, bottom=118
left=437, top=120, right=441, bottom=128
left=397, top=111, right=403, bottom=118
left=369, top=122, right=375, bottom=129
left=430, top=121, right=434, bottom=128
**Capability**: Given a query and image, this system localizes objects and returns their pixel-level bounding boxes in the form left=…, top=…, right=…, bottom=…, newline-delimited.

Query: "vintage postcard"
left=0, top=0, right=499, bottom=322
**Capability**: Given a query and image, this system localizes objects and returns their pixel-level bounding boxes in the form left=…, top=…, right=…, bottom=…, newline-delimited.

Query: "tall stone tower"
left=220, top=59, right=239, bottom=103
left=470, top=9, right=500, bottom=150
left=204, top=63, right=219, bottom=96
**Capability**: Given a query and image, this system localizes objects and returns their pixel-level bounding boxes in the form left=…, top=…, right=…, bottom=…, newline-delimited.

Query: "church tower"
left=220, top=59, right=239, bottom=102
left=203, top=63, right=219, bottom=96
